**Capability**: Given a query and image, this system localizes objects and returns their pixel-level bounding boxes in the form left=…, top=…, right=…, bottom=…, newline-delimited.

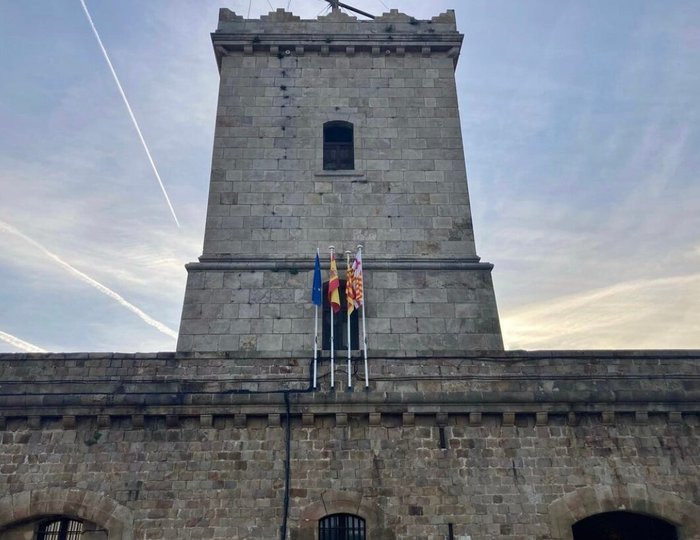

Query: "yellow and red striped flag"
left=328, top=251, right=341, bottom=313
left=352, top=248, right=363, bottom=307
left=346, top=261, right=358, bottom=316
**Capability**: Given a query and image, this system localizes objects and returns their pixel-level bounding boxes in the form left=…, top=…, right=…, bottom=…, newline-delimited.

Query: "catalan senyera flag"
left=352, top=248, right=364, bottom=307
left=328, top=252, right=341, bottom=313
left=346, top=262, right=358, bottom=316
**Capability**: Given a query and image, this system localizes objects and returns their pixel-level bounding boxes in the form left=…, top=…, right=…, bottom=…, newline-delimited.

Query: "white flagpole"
left=313, top=248, right=320, bottom=389
left=345, top=250, right=353, bottom=390
left=358, top=244, right=369, bottom=388
left=313, top=304, right=318, bottom=389
left=329, top=245, right=335, bottom=390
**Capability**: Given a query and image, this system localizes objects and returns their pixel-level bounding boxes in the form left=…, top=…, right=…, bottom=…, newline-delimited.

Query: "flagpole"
left=345, top=250, right=353, bottom=390
left=313, top=246, right=319, bottom=390
left=311, top=248, right=322, bottom=390
left=357, top=244, right=369, bottom=388
left=329, top=245, right=335, bottom=390
left=313, top=303, right=318, bottom=389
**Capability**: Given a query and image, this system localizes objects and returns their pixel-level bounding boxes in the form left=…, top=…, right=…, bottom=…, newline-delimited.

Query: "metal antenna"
left=324, top=0, right=375, bottom=19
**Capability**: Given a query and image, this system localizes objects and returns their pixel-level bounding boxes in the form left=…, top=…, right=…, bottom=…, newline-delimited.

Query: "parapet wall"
left=1, top=350, right=698, bottom=421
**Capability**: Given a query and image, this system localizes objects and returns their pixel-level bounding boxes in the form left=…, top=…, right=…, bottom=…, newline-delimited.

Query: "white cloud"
left=502, top=274, right=700, bottom=349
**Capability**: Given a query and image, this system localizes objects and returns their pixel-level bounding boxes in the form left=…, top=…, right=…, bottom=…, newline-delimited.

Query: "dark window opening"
left=323, top=121, right=354, bottom=170
left=572, top=511, right=678, bottom=540
left=319, top=513, right=366, bottom=540
left=438, top=426, right=447, bottom=449
left=322, top=280, right=359, bottom=351
left=37, top=518, right=84, bottom=540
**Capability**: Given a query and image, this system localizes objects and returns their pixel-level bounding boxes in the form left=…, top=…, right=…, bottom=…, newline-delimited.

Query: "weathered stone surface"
left=1, top=350, right=699, bottom=538
left=176, top=7, right=502, bottom=353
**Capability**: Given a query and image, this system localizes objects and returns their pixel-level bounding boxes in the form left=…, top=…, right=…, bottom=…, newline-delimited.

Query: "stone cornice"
left=210, top=8, right=464, bottom=68
left=190, top=257, right=491, bottom=271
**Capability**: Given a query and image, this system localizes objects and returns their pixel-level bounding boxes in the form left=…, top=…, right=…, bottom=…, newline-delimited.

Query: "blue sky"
left=0, top=0, right=698, bottom=352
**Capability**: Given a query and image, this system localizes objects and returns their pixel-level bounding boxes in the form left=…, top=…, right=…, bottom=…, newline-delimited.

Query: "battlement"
left=216, top=7, right=457, bottom=32
left=212, top=8, right=463, bottom=68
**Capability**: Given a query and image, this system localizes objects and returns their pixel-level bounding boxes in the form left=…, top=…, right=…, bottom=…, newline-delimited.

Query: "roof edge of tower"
left=217, top=7, right=456, bottom=29
left=211, top=8, right=462, bottom=69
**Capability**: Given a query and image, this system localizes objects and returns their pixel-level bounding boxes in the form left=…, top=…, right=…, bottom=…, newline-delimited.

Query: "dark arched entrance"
left=572, top=511, right=677, bottom=540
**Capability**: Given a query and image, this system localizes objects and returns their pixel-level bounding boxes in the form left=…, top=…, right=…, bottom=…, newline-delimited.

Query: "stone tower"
left=177, top=7, right=503, bottom=354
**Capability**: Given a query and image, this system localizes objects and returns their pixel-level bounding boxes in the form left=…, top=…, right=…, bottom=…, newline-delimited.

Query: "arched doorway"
left=572, top=511, right=677, bottom=540
left=0, top=489, right=133, bottom=540
left=547, top=485, right=700, bottom=540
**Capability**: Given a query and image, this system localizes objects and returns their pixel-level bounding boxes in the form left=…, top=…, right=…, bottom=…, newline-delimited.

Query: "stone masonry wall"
left=2, top=407, right=699, bottom=540
left=205, top=9, right=472, bottom=259
left=1, top=351, right=700, bottom=539
left=204, top=49, right=473, bottom=259
left=177, top=265, right=502, bottom=353
left=176, top=8, right=504, bottom=353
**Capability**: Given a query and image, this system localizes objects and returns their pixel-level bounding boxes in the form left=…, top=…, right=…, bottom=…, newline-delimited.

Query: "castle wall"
left=1, top=351, right=699, bottom=539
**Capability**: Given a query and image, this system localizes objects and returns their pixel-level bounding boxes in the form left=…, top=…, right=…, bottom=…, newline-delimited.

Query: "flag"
left=328, top=252, right=341, bottom=313
left=346, top=262, right=358, bottom=316
left=352, top=248, right=363, bottom=306
left=311, top=251, right=322, bottom=306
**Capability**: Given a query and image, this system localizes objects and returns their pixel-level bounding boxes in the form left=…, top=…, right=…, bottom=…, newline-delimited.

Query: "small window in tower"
left=36, top=517, right=84, bottom=540
left=323, top=121, right=354, bottom=170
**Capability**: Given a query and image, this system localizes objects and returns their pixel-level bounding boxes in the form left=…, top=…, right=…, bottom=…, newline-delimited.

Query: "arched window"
left=37, top=517, right=85, bottom=540
left=323, top=121, right=354, bottom=170
left=319, top=513, right=366, bottom=540
left=572, top=511, right=678, bottom=540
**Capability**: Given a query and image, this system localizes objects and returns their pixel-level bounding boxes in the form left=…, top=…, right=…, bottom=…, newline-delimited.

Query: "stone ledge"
left=314, top=170, right=365, bottom=177
left=5, top=348, right=700, bottom=360
left=1, top=410, right=694, bottom=432
left=189, top=257, right=490, bottom=271
left=3, top=349, right=699, bottom=361
left=177, top=348, right=698, bottom=360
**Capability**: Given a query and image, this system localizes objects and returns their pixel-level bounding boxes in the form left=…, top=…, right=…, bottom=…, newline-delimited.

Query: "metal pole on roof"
left=324, top=0, right=376, bottom=19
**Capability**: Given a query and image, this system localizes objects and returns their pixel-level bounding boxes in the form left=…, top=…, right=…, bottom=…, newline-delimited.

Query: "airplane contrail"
left=0, top=220, right=178, bottom=340
left=0, top=330, right=47, bottom=353
left=78, top=0, right=181, bottom=228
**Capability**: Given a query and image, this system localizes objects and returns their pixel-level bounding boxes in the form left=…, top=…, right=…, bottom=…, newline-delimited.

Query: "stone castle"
left=1, top=6, right=699, bottom=540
